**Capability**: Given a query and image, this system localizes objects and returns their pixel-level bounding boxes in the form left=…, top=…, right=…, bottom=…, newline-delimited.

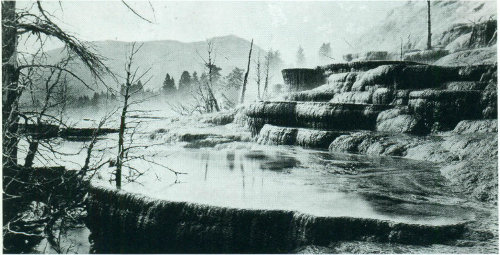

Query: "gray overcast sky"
left=20, top=1, right=407, bottom=63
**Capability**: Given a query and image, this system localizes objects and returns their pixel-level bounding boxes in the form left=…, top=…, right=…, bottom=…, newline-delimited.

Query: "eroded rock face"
left=246, top=101, right=390, bottom=133
left=328, top=131, right=419, bottom=157
left=481, top=80, right=498, bottom=118
left=376, top=108, right=423, bottom=134
left=434, top=47, right=497, bottom=66
left=241, top=61, right=497, bottom=205
left=285, top=72, right=362, bottom=102
left=372, top=88, right=393, bottom=105
left=408, top=90, right=483, bottom=132
left=257, top=124, right=345, bottom=149
left=248, top=62, right=496, bottom=135
left=352, top=65, right=472, bottom=91
left=257, top=124, right=298, bottom=146
left=282, top=68, right=326, bottom=92
left=148, top=112, right=252, bottom=148
left=320, top=61, right=422, bottom=75
left=453, top=119, right=497, bottom=134
left=327, top=72, right=360, bottom=92
left=444, top=81, right=488, bottom=91
left=391, top=90, right=411, bottom=106
left=404, top=49, right=450, bottom=64
left=329, top=131, right=497, bottom=164
left=285, top=84, right=338, bottom=102
left=250, top=62, right=496, bottom=134
left=331, top=91, right=373, bottom=104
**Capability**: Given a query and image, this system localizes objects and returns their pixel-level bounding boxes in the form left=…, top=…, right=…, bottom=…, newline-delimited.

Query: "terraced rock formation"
left=250, top=61, right=496, bottom=138
left=246, top=61, right=497, bottom=202
left=86, top=60, right=497, bottom=253
left=87, top=187, right=467, bottom=253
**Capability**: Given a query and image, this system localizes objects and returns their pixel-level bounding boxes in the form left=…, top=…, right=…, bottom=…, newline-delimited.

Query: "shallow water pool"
left=89, top=144, right=476, bottom=226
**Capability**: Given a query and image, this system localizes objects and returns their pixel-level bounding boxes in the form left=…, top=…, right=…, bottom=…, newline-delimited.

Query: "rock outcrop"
left=408, top=90, right=482, bottom=132
left=257, top=124, right=345, bottom=149
left=281, top=68, right=325, bottom=92
left=243, top=60, right=497, bottom=203
left=404, top=49, right=450, bottom=64
left=245, top=101, right=390, bottom=134
left=327, top=130, right=498, bottom=203
left=249, top=62, right=496, bottom=136
left=453, top=119, right=497, bottom=134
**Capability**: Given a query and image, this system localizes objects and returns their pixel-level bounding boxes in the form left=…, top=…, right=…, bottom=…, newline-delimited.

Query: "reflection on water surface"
left=88, top=144, right=474, bottom=225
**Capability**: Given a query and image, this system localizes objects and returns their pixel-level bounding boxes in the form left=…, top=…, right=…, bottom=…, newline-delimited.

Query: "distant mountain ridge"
left=46, top=35, right=264, bottom=95
left=45, top=1, right=497, bottom=95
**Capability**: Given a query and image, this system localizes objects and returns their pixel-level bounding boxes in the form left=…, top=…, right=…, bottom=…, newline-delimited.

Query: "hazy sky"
left=20, top=1, right=408, bottom=63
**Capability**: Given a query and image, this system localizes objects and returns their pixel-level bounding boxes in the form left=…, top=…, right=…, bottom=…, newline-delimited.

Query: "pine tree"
left=206, top=63, right=222, bottom=83
left=135, top=80, right=144, bottom=92
left=178, top=71, right=192, bottom=91
left=192, top=71, right=199, bottom=85
left=224, top=67, right=244, bottom=89
left=91, top=92, right=100, bottom=106
left=268, top=50, right=284, bottom=71
left=318, top=43, right=332, bottom=64
left=121, top=80, right=144, bottom=95
left=221, top=67, right=245, bottom=106
left=162, top=73, right=176, bottom=93
left=296, top=46, right=306, bottom=66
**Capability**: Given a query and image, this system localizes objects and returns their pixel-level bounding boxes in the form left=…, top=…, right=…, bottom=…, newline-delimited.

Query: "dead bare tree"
left=262, top=50, right=272, bottom=99
left=121, top=0, right=155, bottom=23
left=113, top=42, right=186, bottom=189
left=427, top=0, right=432, bottom=50
left=2, top=1, right=110, bottom=170
left=190, top=41, right=222, bottom=112
left=204, top=41, right=221, bottom=112
left=21, top=56, right=75, bottom=168
left=240, top=39, right=253, bottom=104
left=3, top=110, right=115, bottom=254
left=2, top=1, right=156, bottom=253
left=2, top=7, right=111, bottom=249
left=114, top=42, right=147, bottom=189
left=254, top=53, right=262, bottom=100
left=172, top=40, right=223, bottom=114
left=400, top=37, right=404, bottom=61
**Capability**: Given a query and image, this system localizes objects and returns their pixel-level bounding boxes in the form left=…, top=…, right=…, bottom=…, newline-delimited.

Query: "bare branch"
left=121, top=0, right=153, bottom=23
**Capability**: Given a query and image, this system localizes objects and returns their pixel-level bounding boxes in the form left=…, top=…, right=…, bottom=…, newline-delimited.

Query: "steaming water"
left=23, top=132, right=475, bottom=225
left=96, top=146, right=477, bottom=225
left=23, top=106, right=497, bottom=253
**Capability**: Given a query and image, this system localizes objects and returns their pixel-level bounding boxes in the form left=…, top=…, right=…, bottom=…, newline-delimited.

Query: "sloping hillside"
left=354, top=1, right=496, bottom=52
left=45, top=35, right=264, bottom=95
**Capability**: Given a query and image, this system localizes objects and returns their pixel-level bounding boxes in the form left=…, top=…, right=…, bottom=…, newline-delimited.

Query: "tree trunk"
left=263, top=53, right=270, bottom=99
left=116, top=87, right=129, bottom=189
left=2, top=1, right=19, bottom=169
left=427, top=0, right=432, bottom=50
left=206, top=60, right=220, bottom=112
left=24, top=141, right=39, bottom=168
left=240, top=39, right=253, bottom=104
left=263, top=74, right=269, bottom=98
left=205, top=82, right=219, bottom=112
left=400, top=37, right=403, bottom=60
left=256, top=57, right=261, bottom=100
